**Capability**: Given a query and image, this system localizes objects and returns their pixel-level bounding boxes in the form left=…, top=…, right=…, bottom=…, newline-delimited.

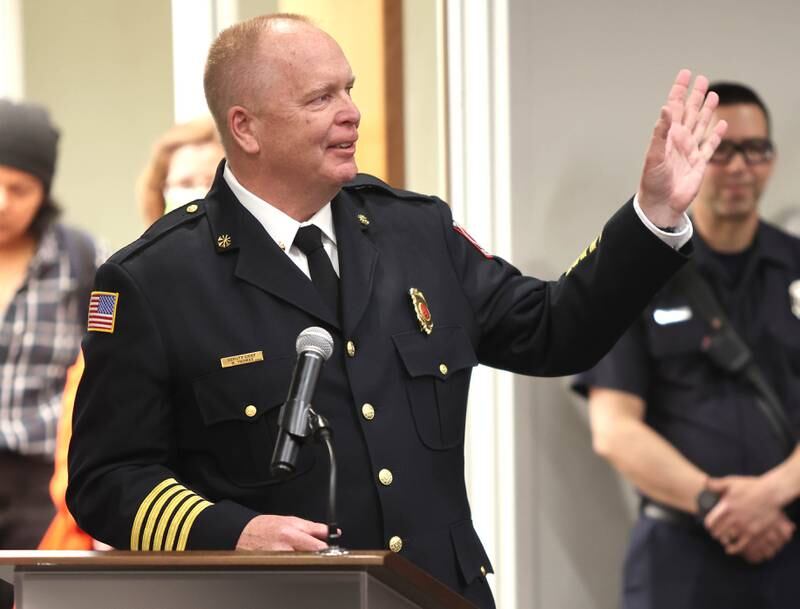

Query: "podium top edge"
left=0, top=549, right=396, bottom=568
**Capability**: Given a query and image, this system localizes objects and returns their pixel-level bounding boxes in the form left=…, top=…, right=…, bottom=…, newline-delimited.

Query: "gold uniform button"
left=378, top=468, right=393, bottom=486
left=346, top=340, right=356, bottom=357
left=389, top=536, right=403, bottom=553
left=186, top=203, right=199, bottom=213
left=244, top=405, right=257, bottom=418
left=480, top=565, right=487, bottom=577
left=439, top=363, right=448, bottom=375
left=361, top=403, right=375, bottom=420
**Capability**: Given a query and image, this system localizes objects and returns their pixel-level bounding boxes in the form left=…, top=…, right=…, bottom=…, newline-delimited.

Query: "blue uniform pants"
left=623, top=515, right=800, bottom=609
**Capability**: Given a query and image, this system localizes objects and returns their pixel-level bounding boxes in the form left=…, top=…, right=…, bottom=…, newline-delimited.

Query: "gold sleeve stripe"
left=141, top=484, right=188, bottom=551
left=152, top=489, right=194, bottom=551
left=176, top=500, right=213, bottom=551
left=164, top=495, right=204, bottom=551
left=131, top=478, right=177, bottom=551
left=566, top=233, right=602, bottom=276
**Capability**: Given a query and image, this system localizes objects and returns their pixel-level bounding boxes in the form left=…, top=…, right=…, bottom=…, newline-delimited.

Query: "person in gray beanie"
left=0, top=99, right=102, bottom=559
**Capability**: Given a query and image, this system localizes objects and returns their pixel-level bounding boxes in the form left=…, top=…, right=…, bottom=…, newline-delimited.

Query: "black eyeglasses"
left=709, top=138, right=774, bottom=165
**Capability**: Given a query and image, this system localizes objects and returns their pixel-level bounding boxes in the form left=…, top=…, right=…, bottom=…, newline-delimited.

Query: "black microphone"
left=271, top=326, right=335, bottom=475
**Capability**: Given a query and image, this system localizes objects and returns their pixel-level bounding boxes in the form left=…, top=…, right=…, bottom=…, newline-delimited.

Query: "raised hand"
left=638, top=69, right=728, bottom=228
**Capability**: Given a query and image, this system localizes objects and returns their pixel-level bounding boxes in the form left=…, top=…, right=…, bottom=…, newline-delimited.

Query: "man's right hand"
left=236, top=515, right=330, bottom=551
left=739, top=516, right=795, bottom=564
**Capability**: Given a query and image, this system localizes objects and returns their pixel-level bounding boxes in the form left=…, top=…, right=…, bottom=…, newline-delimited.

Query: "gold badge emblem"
left=357, top=213, right=370, bottom=226
left=789, top=279, right=800, bottom=319
left=217, top=234, right=232, bottom=249
left=409, top=288, right=433, bottom=335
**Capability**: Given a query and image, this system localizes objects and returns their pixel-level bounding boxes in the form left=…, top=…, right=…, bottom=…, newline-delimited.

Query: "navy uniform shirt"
left=574, top=220, right=800, bottom=488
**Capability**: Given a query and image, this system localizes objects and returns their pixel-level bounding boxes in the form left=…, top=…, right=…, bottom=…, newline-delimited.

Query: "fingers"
left=691, top=90, right=718, bottom=142
left=236, top=514, right=333, bottom=551
left=705, top=477, right=729, bottom=495
left=290, top=516, right=331, bottom=540
left=681, top=74, right=709, bottom=135
left=704, top=497, right=730, bottom=531
left=699, top=119, right=728, bottom=162
left=665, top=69, right=692, bottom=125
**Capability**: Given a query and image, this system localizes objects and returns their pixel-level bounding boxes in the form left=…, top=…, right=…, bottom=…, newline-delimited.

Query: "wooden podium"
left=0, top=550, right=477, bottom=609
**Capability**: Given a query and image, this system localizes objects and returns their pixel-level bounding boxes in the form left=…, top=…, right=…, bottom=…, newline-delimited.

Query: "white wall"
left=21, top=0, right=174, bottom=250
left=507, top=1, right=800, bottom=607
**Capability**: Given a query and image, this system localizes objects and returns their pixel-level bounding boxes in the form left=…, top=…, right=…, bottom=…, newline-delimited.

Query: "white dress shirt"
left=223, top=164, right=339, bottom=278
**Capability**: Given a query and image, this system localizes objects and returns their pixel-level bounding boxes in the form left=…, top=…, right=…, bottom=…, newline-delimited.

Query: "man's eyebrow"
left=304, top=77, right=356, bottom=99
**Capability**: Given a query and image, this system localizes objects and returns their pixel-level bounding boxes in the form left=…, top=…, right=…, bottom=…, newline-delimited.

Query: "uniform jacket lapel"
left=204, top=166, right=340, bottom=329
left=332, top=187, right=378, bottom=335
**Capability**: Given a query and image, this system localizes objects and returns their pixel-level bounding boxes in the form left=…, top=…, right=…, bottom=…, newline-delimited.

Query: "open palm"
left=638, top=70, right=728, bottom=227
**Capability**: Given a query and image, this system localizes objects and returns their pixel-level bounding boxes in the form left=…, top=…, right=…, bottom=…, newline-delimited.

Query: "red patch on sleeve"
left=453, top=221, right=493, bottom=259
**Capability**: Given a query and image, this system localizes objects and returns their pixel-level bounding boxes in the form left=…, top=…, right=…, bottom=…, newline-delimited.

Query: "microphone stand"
left=307, top=408, right=347, bottom=556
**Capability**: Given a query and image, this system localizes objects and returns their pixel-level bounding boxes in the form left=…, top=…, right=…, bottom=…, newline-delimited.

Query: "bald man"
left=67, top=14, right=725, bottom=608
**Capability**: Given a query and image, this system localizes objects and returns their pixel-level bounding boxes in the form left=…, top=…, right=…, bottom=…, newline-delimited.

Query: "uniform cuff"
left=633, top=194, right=693, bottom=250
left=185, top=499, right=260, bottom=550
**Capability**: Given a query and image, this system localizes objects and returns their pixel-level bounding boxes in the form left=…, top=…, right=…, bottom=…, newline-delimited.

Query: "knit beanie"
left=0, top=99, right=60, bottom=192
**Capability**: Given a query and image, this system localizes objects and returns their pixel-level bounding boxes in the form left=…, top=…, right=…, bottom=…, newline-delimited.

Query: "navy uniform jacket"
left=68, top=164, right=686, bottom=602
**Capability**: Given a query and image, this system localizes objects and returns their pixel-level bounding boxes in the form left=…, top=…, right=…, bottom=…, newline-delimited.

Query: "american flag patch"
left=87, top=291, right=119, bottom=333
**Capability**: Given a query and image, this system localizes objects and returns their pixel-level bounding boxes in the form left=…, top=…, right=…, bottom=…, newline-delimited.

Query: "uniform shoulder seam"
left=109, top=202, right=207, bottom=264
left=343, top=173, right=437, bottom=203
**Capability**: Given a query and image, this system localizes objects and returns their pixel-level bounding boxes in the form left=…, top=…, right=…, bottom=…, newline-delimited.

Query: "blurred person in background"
left=137, top=117, right=224, bottom=227
left=572, top=83, right=800, bottom=609
left=39, top=117, right=223, bottom=550
left=0, top=99, right=101, bottom=550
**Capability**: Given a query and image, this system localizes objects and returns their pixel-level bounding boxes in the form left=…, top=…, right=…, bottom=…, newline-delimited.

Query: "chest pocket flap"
left=393, top=326, right=478, bottom=450
left=191, top=354, right=313, bottom=486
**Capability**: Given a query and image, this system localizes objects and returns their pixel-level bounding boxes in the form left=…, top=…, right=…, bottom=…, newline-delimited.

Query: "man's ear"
left=228, top=105, right=261, bottom=155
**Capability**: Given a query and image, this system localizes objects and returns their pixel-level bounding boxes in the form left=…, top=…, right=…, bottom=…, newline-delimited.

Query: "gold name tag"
left=219, top=351, right=264, bottom=368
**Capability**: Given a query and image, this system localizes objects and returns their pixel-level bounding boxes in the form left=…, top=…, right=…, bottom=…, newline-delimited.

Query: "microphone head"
left=296, top=326, right=335, bottom=361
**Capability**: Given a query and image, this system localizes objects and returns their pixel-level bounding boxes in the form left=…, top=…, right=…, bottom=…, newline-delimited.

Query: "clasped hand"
left=704, top=476, right=795, bottom=563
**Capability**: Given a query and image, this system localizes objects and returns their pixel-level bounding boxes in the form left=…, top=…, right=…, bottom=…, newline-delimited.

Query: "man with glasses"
left=572, top=82, right=800, bottom=609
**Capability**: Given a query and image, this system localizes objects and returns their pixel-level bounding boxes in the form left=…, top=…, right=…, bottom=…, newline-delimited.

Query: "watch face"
left=697, top=489, right=720, bottom=513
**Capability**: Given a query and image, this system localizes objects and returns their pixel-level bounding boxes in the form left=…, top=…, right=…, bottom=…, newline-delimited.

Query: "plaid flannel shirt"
left=0, top=223, right=100, bottom=457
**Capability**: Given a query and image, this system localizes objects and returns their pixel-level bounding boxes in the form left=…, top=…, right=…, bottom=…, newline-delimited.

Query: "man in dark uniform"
left=66, top=13, right=726, bottom=609
left=572, top=83, right=800, bottom=609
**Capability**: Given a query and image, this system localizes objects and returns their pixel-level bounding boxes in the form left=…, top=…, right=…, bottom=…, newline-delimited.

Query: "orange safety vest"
left=38, top=352, right=93, bottom=550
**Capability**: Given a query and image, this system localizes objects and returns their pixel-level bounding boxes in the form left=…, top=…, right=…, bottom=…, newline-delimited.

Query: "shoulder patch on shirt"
left=453, top=221, right=493, bottom=259
left=87, top=291, right=119, bottom=333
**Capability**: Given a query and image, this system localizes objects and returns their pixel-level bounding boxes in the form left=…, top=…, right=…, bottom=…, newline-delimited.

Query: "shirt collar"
left=223, top=163, right=336, bottom=251
left=692, top=219, right=792, bottom=271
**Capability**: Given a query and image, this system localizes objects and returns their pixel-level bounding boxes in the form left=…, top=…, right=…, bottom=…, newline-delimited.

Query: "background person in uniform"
left=66, top=14, right=726, bottom=609
left=572, top=83, right=800, bottom=609
left=39, top=117, right=223, bottom=551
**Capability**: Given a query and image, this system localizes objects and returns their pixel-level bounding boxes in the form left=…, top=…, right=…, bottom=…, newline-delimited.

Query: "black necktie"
left=293, top=225, right=340, bottom=319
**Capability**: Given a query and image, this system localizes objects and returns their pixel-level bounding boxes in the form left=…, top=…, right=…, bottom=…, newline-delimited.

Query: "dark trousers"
left=623, top=515, right=800, bottom=609
left=0, top=451, right=56, bottom=609
left=0, top=451, right=55, bottom=548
